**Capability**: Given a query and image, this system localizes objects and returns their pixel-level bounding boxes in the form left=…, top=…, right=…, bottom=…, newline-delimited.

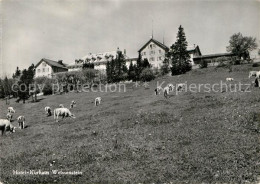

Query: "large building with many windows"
left=138, top=38, right=168, bottom=68
left=138, top=38, right=202, bottom=68
left=67, top=48, right=134, bottom=72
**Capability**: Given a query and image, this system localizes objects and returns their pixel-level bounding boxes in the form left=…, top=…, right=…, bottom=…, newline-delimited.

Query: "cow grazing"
left=8, top=107, right=15, bottom=113
left=95, top=97, right=102, bottom=106
left=0, top=119, right=15, bottom=135
left=177, top=83, right=186, bottom=91
left=168, top=84, right=174, bottom=92
left=249, top=71, right=258, bottom=78
left=163, top=86, right=170, bottom=99
left=45, top=106, right=52, bottom=116
left=54, top=108, right=75, bottom=122
left=70, top=100, right=76, bottom=109
left=256, top=71, right=260, bottom=79
left=155, top=87, right=163, bottom=95
left=17, top=116, right=25, bottom=129
left=6, top=112, right=13, bottom=122
left=226, top=78, right=234, bottom=81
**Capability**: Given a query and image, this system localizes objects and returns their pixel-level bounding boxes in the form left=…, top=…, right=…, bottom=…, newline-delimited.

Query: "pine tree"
left=142, top=58, right=151, bottom=68
left=17, top=64, right=35, bottom=103
left=136, top=52, right=142, bottom=80
left=167, top=25, right=191, bottom=75
left=0, top=79, right=4, bottom=98
left=106, top=61, right=112, bottom=83
left=15, top=67, right=21, bottom=77
left=128, top=62, right=135, bottom=80
left=160, top=58, right=170, bottom=75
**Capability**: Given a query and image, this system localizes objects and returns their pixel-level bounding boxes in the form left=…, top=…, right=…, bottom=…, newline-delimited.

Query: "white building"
left=67, top=48, right=131, bottom=72
left=35, top=58, right=68, bottom=78
left=138, top=38, right=168, bottom=68
left=138, top=38, right=202, bottom=68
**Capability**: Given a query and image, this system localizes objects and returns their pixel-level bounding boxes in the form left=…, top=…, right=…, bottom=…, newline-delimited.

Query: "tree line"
left=0, top=26, right=258, bottom=100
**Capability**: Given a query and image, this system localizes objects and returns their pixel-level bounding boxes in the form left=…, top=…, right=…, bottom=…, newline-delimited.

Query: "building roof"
left=67, top=49, right=129, bottom=67
left=187, top=45, right=202, bottom=56
left=193, top=53, right=234, bottom=60
left=138, top=38, right=169, bottom=52
left=35, top=58, right=68, bottom=69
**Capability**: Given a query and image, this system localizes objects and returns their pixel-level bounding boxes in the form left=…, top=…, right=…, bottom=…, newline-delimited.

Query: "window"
left=150, top=51, right=155, bottom=55
left=143, top=52, right=146, bottom=56
left=43, top=68, right=45, bottom=72
left=159, top=50, right=161, bottom=54
left=47, top=68, right=49, bottom=72
left=157, top=57, right=162, bottom=61
left=37, top=69, right=40, bottom=73
left=149, top=57, right=154, bottom=61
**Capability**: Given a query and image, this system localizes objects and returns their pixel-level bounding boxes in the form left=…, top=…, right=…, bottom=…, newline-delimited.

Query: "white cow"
left=0, top=119, right=15, bottom=135
left=163, top=86, right=170, bottom=98
left=249, top=71, right=258, bottom=78
left=226, top=78, right=234, bottom=81
left=256, top=71, right=260, bottom=79
left=17, top=116, right=25, bottom=129
left=177, top=83, right=186, bottom=91
left=168, top=84, right=174, bottom=92
left=95, top=97, right=102, bottom=106
left=45, top=106, right=52, bottom=116
left=54, top=108, right=75, bottom=122
left=6, top=112, right=13, bottom=122
left=155, top=86, right=163, bottom=95
left=70, top=100, right=76, bottom=109
left=8, top=107, right=15, bottom=113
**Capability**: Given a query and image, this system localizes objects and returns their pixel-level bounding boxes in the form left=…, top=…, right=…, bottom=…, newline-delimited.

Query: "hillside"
left=1, top=64, right=260, bottom=184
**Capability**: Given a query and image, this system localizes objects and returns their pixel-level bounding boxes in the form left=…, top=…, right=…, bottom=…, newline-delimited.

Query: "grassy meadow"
left=0, top=64, right=260, bottom=184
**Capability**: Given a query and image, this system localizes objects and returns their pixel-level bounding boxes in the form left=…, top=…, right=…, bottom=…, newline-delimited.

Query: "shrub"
left=140, top=68, right=155, bottom=82
left=42, top=82, right=53, bottom=95
left=252, top=63, right=259, bottom=67
left=35, top=77, right=56, bottom=95
left=234, top=60, right=241, bottom=65
left=171, top=62, right=192, bottom=76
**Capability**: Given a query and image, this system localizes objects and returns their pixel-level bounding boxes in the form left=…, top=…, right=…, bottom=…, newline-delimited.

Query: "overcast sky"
left=0, top=0, right=259, bottom=77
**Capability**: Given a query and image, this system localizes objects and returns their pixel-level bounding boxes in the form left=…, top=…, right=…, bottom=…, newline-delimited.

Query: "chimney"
left=124, top=49, right=126, bottom=55
left=58, top=60, right=63, bottom=65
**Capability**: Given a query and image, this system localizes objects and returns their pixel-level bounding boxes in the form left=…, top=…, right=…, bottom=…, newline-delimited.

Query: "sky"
left=0, top=0, right=259, bottom=77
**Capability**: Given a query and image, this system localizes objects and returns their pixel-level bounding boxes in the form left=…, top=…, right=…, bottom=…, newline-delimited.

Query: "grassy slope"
left=0, top=64, right=260, bottom=184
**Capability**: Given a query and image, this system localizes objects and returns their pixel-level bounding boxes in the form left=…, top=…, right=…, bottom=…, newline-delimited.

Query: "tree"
left=166, top=25, right=191, bottom=75
left=140, top=68, right=155, bottom=82
left=160, top=58, right=170, bottom=75
left=106, top=61, right=112, bottom=83
left=227, top=32, right=258, bottom=60
left=13, top=67, right=21, bottom=79
left=106, top=49, right=128, bottom=83
left=3, top=77, right=12, bottom=97
left=17, top=64, right=35, bottom=103
left=142, top=58, right=151, bottom=68
left=128, top=61, right=136, bottom=81
left=0, top=79, right=4, bottom=98
left=135, top=52, right=143, bottom=80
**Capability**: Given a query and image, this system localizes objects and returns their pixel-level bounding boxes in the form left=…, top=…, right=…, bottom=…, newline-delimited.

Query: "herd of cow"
left=0, top=97, right=102, bottom=136
left=1, top=69, right=259, bottom=136
left=155, top=69, right=260, bottom=99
